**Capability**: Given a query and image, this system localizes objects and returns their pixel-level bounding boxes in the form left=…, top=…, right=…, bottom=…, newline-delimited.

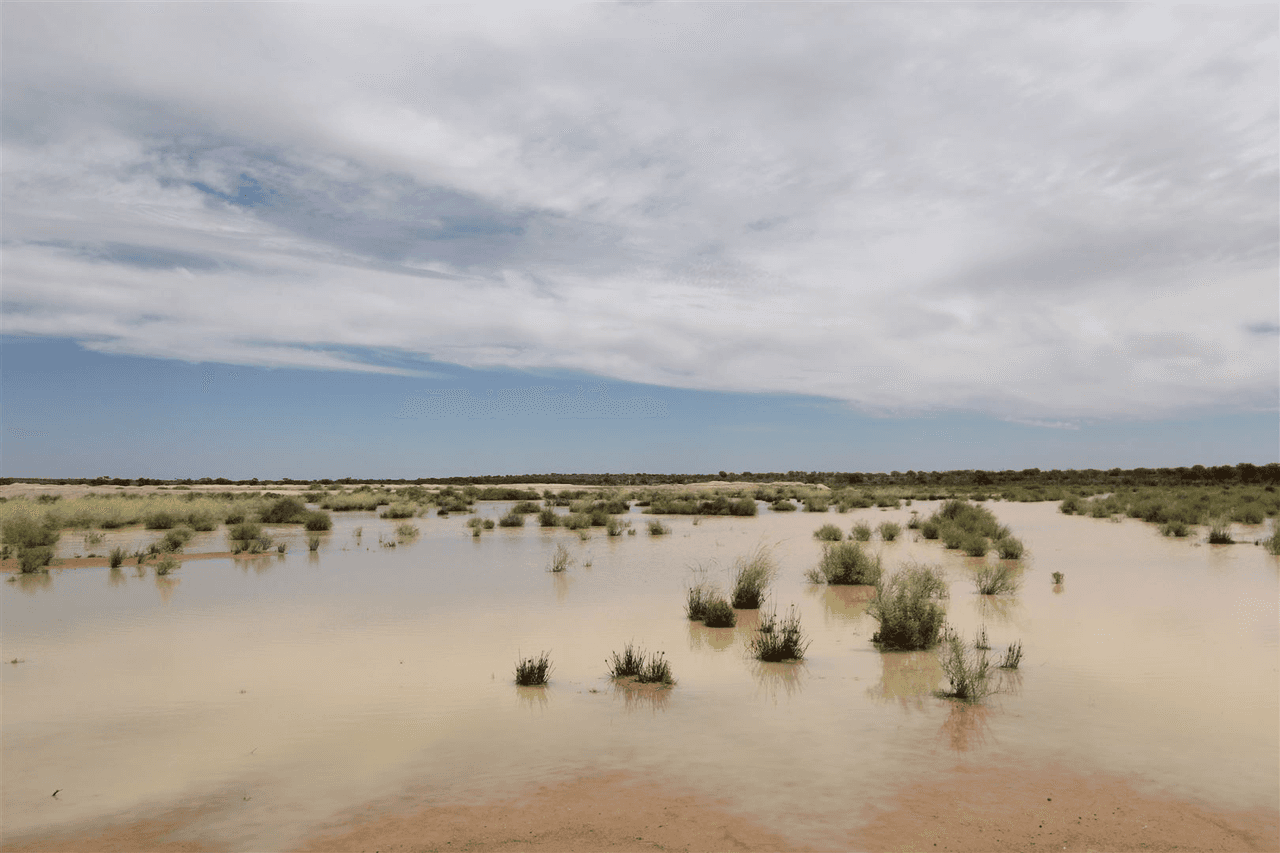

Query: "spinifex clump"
left=806, top=541, right=882, bottom=585
left=750, top=604, right=810, bottom=661
left=730, top=545, right=776, bottom=609
left=514, top=652, right=552, bottom=686
left=869, top=561, right=949, bottom=650
left=607, top=643, right=674, bottom=684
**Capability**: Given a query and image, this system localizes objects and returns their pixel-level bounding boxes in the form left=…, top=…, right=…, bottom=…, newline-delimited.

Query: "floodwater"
left=4, top=502, right=1277, bottom=849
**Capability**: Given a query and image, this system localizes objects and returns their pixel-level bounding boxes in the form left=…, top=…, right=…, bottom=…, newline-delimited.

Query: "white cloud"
left=3, top=3, right=1276, bottom=421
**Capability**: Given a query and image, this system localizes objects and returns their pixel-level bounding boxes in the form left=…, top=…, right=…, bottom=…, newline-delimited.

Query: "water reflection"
left=9, top=572, right=52, bottom=595
left=236, top=555, right=276, bottom=575
left=687, top=621, right=735, bottom=652
left=1052, top=582, right=1065, bottom=595
left=515, top=685, right=550, bottom=712
left=550, top=571, right=574, bottom=602
left=936, top=701, right=994, bottom=753
left=155, top=575, right=180, bottom=604
left=868, top=650, right=943, bottom=710
left=107, top=566, right=127, bottom=588
left=611, top=681, right=672, bottom=714
left=750, top=660, right=807, bottom=702
left=972, top=595, right=1021, bottom=625
left=807, top=584, right=874, bottom=624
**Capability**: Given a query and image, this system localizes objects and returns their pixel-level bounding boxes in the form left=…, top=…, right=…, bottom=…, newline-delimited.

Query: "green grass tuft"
left=515, top=651, right=552, bottom=685
left=938, top=627, right=994, bottom=702
left=878, top=521, right=901, bottom=541
left=995, top=536, right=1024, bottom=559
left=808, top=541, right=882, bottom=585
left=814, top=523, right=843, bottom=542
left=1000, top=640, right=1024, bottom=669
left=701, top=596, right=737, bottom=627
left=869, top=561, right=949, bottom=650
left=1206, top=518, right=1234, bottom=544
left=648, top=519, right=670, bottom=535
left=750, top=604, right=810, bottom=661
left=548, top=543, right=572, bottom=572
left=730, top=545, right=776, bottom=609
left=974, top=564, right=1020, bottom=595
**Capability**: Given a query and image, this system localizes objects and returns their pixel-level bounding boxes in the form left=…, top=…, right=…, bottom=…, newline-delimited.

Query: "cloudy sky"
left=3, top=3, right=1276, bottom=478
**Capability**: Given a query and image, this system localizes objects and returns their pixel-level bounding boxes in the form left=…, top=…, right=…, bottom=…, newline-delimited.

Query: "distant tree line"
left=2, top=463, right=1276, bottom=489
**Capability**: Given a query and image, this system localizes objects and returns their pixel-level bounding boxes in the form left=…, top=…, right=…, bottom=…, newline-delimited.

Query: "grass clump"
left=701, top=596, right=737, bottom=627
left=3, top=517, right=61, bottom=573
left=750, top=604, right=810, bottom=661
left=974, top=564, right=1020, bottom=595
left=1262, top=533, right=1280, bottom=556
left=154, top=555, right=180, bottom=576
left=605, top=516, right=628, bottom=537
left=814, top=523, right=843, bottom=542
left=156, top=526, right=194, bottom=553
left=869, top=562, right=949, bottom=650
left=308, top=535, right=321, bottom=552
left=1051, top=571, right=1064, bottom=584
left=303, top=511, right=332, bottom=531
left=109, top=545, right=128, bottom=568
left=261, top=497, right=308, bottom=524
left=1206, top=518, right=1234, bottom=544
left=514, top=651, right=552, bottom=686
left=878, top=521, right=901, bottom=541
left=648, top=519, right=670, bottom=535
left=497, top=511, right=525, bottom=528
left=938, top=627, right=994, bottom=703
left=548, top=543, right=572, bottom=573
left=608, top=643, right=675, bottom=684
left=1000, top=640, right=1024, bottom=669
left=995, top=536, right=1024, bottom=559
left=730, top=546, right=776, bottom=609
left=537, top=508, right=560, bottom=527
left=807, top=541, right=883, bottom=585
left=851, top=522, right=873, bottom=542
left=770, top=499, right=797, bottom=512
left=380, top=503, right=417, bottom=520
left=1160, top=520, right=1190, bottom=537
left=961, top=533, right=988, bottom=557
left=511, top=501, right=541, bottom=515
left=396, top=523, right=419, bottom=538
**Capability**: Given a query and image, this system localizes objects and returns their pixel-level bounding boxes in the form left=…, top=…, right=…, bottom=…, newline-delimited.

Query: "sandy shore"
left=8, top=763, right=1276, bottom=853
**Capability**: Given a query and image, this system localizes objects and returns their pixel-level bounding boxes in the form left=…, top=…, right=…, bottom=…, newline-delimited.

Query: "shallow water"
left=4, top=502, right=1277, bottom=849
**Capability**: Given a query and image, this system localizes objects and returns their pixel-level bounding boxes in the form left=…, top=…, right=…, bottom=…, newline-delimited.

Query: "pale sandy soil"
left=8, top=764, right=1276, bottom=853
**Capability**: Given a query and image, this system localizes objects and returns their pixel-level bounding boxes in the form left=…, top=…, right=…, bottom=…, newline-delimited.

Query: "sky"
left=2, top=3, right=1277, bottom=479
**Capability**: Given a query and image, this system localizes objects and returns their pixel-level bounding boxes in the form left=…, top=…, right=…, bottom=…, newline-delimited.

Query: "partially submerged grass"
left=109, top=545, right=127, bottom=568
left=1160, top=520, right=1190, bottom=537
left=548, top=543, right=572, bottom=572
left=154, top=555, right=180, bottom=576
left=750, top=604, right=810, bottom=661
left=877, top=521, right=901, bottom=541
left=869, top=561, right=949, bottom=650
left=730, top=545, right=776, bottom=609
left=995, top=536, right=1024, bottom=559
left=814, top=523, right=843, bottom=542
left=961, top=533, right=988, bottom=557
left=605, top=516, right=628, bottom=537
left=538, top=508, right=560, bottom=527
left=1000, top=640, right=1024, bottom=669
left=1263, top=533, right=1280, bottom=556
left=648, top=519, right=670, bottom=535
left=515, top=651, right=552, bottom=686
left=1206, top=518, right=1234, bottom=544
left=497, top=511, right=525, bottom=527
left=1051, top=571, right=1064, bottom=584
left=608, top=643, right=674, bottom=684
left=701, top=596, right=737, bottom=627
left=938, top=628, right=994, bottom=703
left=852, top=522, right=873, bottom=542
left=396, top=523, right=419, bottom=538
left=807, top=541, right=882, bottom=585
left=974, top=564, right=1020, bottom=595
left=974, top=625, right=990, bottom=650
left=308, top=535, right=321, bottom=552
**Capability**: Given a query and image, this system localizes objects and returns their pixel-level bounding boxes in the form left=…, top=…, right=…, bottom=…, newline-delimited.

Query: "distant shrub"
left=852, top=522, right=873, bottom=542
left=303, top=511, right=332, bottom=531
left=538, top=508, right=560, bottom=527
left=187, top=513, right=217, bottom=532
left=878, top=521, right=901, bottom=541
left=261, top=497, right=308, bottom=524
left=807, top=541, right=882, bottom=585
left=648, top=519, right=669, bottom=536
left=770, top=499, right=797, bottom=512
left=995, top=536, right=1024, bottom=559
left=497, top=511, right=525, bottom=528
left=814, top=523, right=843, bottom=542
left=380, top=503, right=417, bottom=519
left=869, top=562, right=948, bottom=650
left=803, top=497, right=830, bottom=513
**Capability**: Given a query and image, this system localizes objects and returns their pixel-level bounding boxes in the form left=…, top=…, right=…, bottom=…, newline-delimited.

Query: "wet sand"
left=9, top=764, right=1275, bottom=852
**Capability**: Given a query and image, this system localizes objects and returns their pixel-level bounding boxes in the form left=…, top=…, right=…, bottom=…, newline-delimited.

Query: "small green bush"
left=605, top=516, right=627, bottom=536
left=814, top=523, right=843, bottom=542
left=730, top=546, right=775, bottom=609
left=380, top=503, right=417, bottom=520
left=852, top=522, right=873, bottom=542
left=961, top=533, right=988, bottom=557
left=770, top=499, right=797, bottom=512
left=261, top=497, right=308, bottom=524
left=803, top=497, right=830, bottom=513
left=878, top=521, right=901, bottom=541
left=512, top=501, right=542, bottom=514
left=303, top=511, right=332, bottom=531
left=1000, top=640, right=1024, bottom=669
left=18, top=546, right=54, bottom=573
left=143, top=511, right=178, bottom=530
left=154, top=555, right=180, bottom=576
left=750, top=604, right=810, bottom=661
left=515, top=651, right=552, bottom=685
left=397, top=523, right=419, bottom=538
left=497, top=511, right=525, bottom=528
left=807, top=541, right=882, bottom=585
left=919, top=520, right=940, bottom=540
left=562, top=513, right=591, bottom=530
left=869, top=562, right=949, bottom=650
left=995, top=536, right=1024, bottom=559
left=939, top=628, right=993, bottom=703
left=1051, top=571, right=1064, bottom=584
left=538, top=508, right=560, bottom=527
left=548, top=543, right=572, bottom=572
left=1262, top=534, right=1280, bottom=556
left=109, top=546, right=127, bottom=568
left=607, top=643, right=645, bottom=677
left=648, top=519, right=669, bottom=535
left=701, top=596, right=737, bottom=627
left=1207, top=518, right=1234, bottom=544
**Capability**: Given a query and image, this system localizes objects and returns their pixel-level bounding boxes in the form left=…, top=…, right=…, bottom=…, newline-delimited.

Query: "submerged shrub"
left=869, top=562, right=949, bottom=651
left=396, top=523, right=419, bottom=538
left=1051, top=571, right=1065, bottom=584
left=730, top=546, right=776, bottom=609
left=18, top=546, right=54, bottom=573
left=938, top=628, right=994, bottom=703
left=303, top=511, right=332, bottom=531
left=497, top=511, right=525, bottom=528
left=548, top=543, right=572, bottom=573
left=750, top=604, right=810, bottom=661
left=109, top=545, right=127, bottom=568
left=648, top=519, right=670, bottom=535
left=1160, top=520, right=1190, bottom=537
left=605, top=516, right=628, bottom=537
left=380, top=503, right=417, bottom=520
left=851, top=522, right=873, bottom=542
left=515, top=651, right=552, bottom=686
left=878, top=521, right=901, bottom=542
left=919, top=520, right=941, bottom=540
left=1207, top=518, right=1234, bottom=544
left=607, top=643, right=645, bottom=678
left=608, top=644, right=674, bottom=684
left=229, top=521, right=263, bottom=543
left=962, top=534, right=989, bottom=557
left=154, top=555, right=180, bottom=576
left=995, top=536, right=1024, bottom=559
left=770, top=499, right=797, bottom=512
left=143, top=510, right=178, bottom=530
left=511, top=501, right=542, bottom=515
left=974, top=564, right=1020, bottom=595
left=1263, top=533, right=1280, bottom=556
left=808, top=541, right=882, bottom=585
left=701, top=596, right=737, bottom=627
left=814, top=523, right=843, bottom=542
left=537, top=508, right=559, bottom=527
left=157, top=526, right=194, bottom=553
left=562, top=513, right=591, bottom=530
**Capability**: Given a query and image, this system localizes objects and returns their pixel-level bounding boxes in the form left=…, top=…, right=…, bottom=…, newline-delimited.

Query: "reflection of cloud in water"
left=515, top=685, right=550, bottom=712
left=687, top=621, right=735, bottom=652
left=936, top=701, right=995, bottom=753
left=868, top=650, right=944, bottom=711
left=750, top=660, right=807, bottom=702
left=806, top=584, right=875, bottom=625
left=155, top=575, right=180, bottom=604
left=612, top=680, right=672, bottom=714
left=10, top=572, right=53, bottom=594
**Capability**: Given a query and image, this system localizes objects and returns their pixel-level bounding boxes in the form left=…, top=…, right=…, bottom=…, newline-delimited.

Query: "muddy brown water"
left=4, top=502, right=1277, bottom=850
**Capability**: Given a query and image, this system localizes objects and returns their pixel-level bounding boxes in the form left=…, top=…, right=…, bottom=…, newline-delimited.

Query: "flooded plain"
left=4, top=501, right=1277, bottom=850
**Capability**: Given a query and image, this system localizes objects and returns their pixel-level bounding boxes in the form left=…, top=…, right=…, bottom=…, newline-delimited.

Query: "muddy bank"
left=12, top=764, right=1272, bottom=852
